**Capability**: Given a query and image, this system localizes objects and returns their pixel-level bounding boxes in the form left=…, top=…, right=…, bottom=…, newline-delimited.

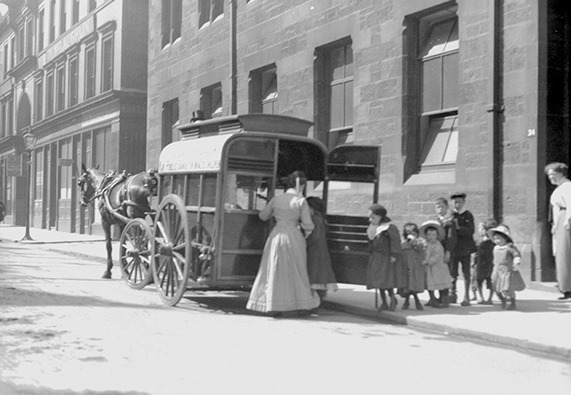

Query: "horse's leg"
left=102, top=218, right=113, bottom=279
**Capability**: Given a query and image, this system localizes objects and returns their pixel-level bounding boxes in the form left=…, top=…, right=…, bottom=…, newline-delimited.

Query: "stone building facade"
left=0, top=0, right=148, bottom=235
left=147, top=0, right=568, bottom=283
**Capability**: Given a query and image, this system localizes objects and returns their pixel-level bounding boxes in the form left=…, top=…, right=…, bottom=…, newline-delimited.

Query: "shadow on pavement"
left=0, top=381, right=149, bottom=395
left=0, top=286, right=163, bottom=310
left=179, top=290, right=404, bottom=325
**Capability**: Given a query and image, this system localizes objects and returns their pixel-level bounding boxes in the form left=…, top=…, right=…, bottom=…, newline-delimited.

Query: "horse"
left=78, top=164, right=158, bottom=279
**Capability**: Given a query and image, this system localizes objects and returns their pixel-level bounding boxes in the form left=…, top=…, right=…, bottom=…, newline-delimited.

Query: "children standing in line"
left=474, top=218, right=498, bottom=305
left=306, top=197, right=338, bottom=300
left=420, top=220, right=452, bottom=308
left=366, top=204, right=402, bottom=312
left=399, top=223, right=427, bottom=311
left=488, top=224, right=526, bottom=310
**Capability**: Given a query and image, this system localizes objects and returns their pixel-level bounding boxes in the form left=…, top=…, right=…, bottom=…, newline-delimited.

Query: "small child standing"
left=306, top=197, right=338, bottom=299
left=488, top=224, right=526, bottom=310
left=420, top=220, right=452, bottom=308
left=399, top=223, right=427, bottom=310
left=474, top=218, right=498, bottom=304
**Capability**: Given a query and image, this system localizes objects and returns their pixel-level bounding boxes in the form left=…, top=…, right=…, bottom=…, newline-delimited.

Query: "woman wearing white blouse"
left=545, top=162, right=571, bottom=300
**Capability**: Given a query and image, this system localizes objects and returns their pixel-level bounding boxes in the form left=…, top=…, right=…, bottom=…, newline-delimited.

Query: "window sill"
left=404, top=167, right=455, bottom=186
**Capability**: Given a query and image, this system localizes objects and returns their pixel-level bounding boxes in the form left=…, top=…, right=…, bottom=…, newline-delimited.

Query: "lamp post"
left=21, top=131, right=37, bottom=241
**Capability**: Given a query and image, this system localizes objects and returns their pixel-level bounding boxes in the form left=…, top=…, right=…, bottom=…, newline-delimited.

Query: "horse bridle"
left=78, top=172, right=101, bottom=206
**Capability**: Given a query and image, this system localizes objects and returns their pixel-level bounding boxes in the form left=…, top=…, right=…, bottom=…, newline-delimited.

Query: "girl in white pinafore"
left=246, top=171, right=320, bottom=314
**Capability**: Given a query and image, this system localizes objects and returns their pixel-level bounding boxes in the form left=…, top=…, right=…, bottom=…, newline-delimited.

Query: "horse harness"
left=93, top=169, right=158, bottom=222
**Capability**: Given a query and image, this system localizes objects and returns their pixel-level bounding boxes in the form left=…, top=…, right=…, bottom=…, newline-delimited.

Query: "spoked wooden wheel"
left=152, top=194, right=191, bottom=306
left=119, top=218, right=154, bottom=290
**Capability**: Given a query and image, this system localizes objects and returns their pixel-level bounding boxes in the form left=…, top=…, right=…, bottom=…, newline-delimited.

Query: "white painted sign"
left=158, top=134, right=233, bottom=174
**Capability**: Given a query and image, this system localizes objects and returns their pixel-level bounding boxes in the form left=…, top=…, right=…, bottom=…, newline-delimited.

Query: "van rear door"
left=325, top=145, right=381, bottom=285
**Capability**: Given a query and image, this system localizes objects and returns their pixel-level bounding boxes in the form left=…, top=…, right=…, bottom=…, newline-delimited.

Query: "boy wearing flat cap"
left=450, top=192, right=477, bottom=306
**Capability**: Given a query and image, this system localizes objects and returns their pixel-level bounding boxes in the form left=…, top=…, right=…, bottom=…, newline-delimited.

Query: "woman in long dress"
left=246, top=171, right=320, bottom=314
left=545, top=162, right=571, bottom=300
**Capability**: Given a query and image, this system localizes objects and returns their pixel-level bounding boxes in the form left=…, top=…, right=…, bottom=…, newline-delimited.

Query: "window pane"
left=344, top=80, right=353, bottom=127
left=172, top=0, right=182, bottom=41
left=57, top=66, right=65, bottom=111
left=161, top=0, right=171, bottom=47
left=35, top=149, right=44, bottom=200
left=199, top=0, right=210, bottom=27
left=46, top=73, right=54, bottom=115
left=212, top=0, right=224, bottom=20
left=38, top=10, right=44, bottom=51
left=330, top=46, right=345, bottom=81
left=444, top=20, right=458, bottom=52
left=72, top=0, right=79, bottom=24
left=420, top=19, right=454, bottom=58
left=186, top=175, right=200, bottom=206
left=102, top=37, right=113, bottom=92
left=173, top=175, right=185, bottom=197
left=85, top=48, right=95, bottom=99
left=442, top=52, right=458, bottom=109
left=421, top=116, right=458, bottom=166
left=69, top=58, right=78, bottom=106
left=262, top=71, right=277, bottom=101
left=330, top=83, right=343, bottom=129
left=442, top=117, right=458, bottom=163
left=202, top=175, right=217, bottom=207
left=225, top=174, right=269, bottom=211
left=422, top=57, right=441, bottom=113
left=35, top=79, right=43, bottom=121
left=345, top=43, right=353, bottom=77
left=212, top=86, right=222, bottom=117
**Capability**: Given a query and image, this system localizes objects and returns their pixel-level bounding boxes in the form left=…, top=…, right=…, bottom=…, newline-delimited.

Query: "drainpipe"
left=486, top=0, right=503, bottom=221
left=229, top=0, right=237, bottom=115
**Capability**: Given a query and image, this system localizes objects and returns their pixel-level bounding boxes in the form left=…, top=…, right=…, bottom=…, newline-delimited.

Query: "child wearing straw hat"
left=488, top=224, right=526, bottom=310
left=420, top=220, right=452, bottom=308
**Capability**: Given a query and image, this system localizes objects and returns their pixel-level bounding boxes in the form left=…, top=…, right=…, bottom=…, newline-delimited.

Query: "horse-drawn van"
left=80, top=114, right=380, bottom=307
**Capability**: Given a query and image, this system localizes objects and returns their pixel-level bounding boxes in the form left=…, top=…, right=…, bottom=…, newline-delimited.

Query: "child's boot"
left=498, top=293, right=507, bottom=309
left=389, top=294, right=397, bottom=311
left=440, top=290, right=450, bottom=308
left=414, top=294, right=424, bottom=311
left=402, top=295, right=410, bottom=310
left=507, top=297, right=516, bottom=310
left=428, top=292, right=440, bottom=308
left=449, top=279, right=458, bottom=304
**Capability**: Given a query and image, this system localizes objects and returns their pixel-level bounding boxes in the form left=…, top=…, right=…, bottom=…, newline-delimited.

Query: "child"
left=434, top=197, right=456, bottom=304
left=488, top=224, right=526, bottom=310
left=366, top=204, right=402, bottom=312
left=399, top=223, right=427, bottom=310
left=474, top=218, right=498, bottom=304
left=434, top=197, right=456, bottom=264
left=306, top=197, right=338, bottom=299
left=449, top=192, right=477, bottom=306
left=420, top=220, right=452, bottom=308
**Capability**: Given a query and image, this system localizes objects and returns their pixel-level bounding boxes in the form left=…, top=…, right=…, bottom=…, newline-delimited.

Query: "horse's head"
left=78, top=164, right=101, bottom=206
left=143, top=169, right=159, bottom=196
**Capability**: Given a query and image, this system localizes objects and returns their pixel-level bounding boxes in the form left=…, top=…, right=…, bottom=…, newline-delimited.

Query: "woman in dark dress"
left=306, top=197, right=338, bottom=299
left=366, top=204, right=402, bottom=311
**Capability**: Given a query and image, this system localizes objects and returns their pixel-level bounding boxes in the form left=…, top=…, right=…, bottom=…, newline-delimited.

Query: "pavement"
left=1, top=224, right=571, bottom=360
